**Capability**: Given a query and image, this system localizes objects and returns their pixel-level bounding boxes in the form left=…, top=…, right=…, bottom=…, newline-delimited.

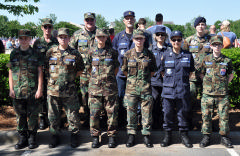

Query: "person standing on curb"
left=87, top=28, right=119, bottom=148
left=199, top=35, right=234, bottom=148
left=46, top=28, right=84, bottom=148
left=8, top=29, right=43, bottom=150
left=33, top=18, right=59, bottom=130
left=160, top=31, right=194, bottom=148
left=122, top=29, right=157, bottom=148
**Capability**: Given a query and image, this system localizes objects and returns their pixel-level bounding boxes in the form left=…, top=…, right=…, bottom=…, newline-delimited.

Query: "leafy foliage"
left=0, top=0, right=39, bottom=16
left=95, top=14, right=109, bottom=29
left=0, top=54, right=10, bottom=106
left=54, top=21, right=80, bottom=36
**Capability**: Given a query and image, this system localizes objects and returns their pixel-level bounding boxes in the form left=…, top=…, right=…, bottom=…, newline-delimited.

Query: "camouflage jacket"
left=200, top=54, right=234, bottom=96
left=8, top=47, right=43, bottom=99
left=46, top=46, right=85, bottom=97
left=87, top=46, right=119, bottom=96
left=69, top=27, right=98, bottom=82
left=122, top=48, right=157, bottom=95
left=183, top=33, right=212, bottom=81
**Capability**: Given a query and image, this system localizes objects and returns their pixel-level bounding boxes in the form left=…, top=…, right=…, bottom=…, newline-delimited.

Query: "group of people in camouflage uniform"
left=8, top=10, right=234, bottom=150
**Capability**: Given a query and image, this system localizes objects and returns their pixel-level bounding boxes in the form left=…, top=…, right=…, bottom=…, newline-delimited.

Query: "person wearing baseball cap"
left=183, top=17, right=212, bottom=124
left=217, top=20, right=238, bottom=48
left=46, top=28, right=84, bottom=148
left=199, top=35, right=234, bottom=148
left=8, top=29, right=44, bottom=149
left=160, top=30, right=195, bottom=148
left=122, top=29, right=157, bottom=148
left=33, top=18, right=59, bottom=131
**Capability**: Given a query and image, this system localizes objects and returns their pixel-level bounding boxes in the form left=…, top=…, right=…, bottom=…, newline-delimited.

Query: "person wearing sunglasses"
left=122, top=29, right=157, bottom=148
left=150, top=26, right=170, bottom=130
left=33, top=18, right=59, bottom=131
left=160, top=31, right=194, bottom=148
left=87, top=29, right=119, bottom=148
left=198, top=35, right=234, bottom=148
left=69, top=12, right=99, bottom=127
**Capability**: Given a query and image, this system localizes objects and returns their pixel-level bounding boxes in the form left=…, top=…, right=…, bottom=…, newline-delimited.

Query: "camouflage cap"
left=41, top=18, right=53, bottom=26
left=210, top=35, right=223, bottom=45
left=96, top=28, right=109, bottom=37
left=133, top=29, right=145, bottom=38
left=18, top=29, right=31, bottom=37
left=84, top=12, right=96, bottom=19
left=57, top=28, right=70, bottom=36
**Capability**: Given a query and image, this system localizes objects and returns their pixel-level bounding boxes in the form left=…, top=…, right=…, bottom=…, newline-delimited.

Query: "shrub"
left=0, top=54, right=10, bottom=106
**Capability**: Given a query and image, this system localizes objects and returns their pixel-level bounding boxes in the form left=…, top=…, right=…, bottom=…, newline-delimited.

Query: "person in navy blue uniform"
left=160, top=31, right=195, bottom=148
left=151, top=26, right=170, bottom=129
left=112, top=11, right=136, bottom=128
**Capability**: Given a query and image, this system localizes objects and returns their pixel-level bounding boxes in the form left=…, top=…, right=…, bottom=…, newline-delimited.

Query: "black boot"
left=91, top=136, right=100, bottom=148
left=28, top=131, right=38, bottom=149
left=143, top=135, right=153, bottom=148
left=199, top=134, right=210, bottom=148
left=108, top=137, right=117, bottom=148
left=15, top=131, right=28, bottom=150
left=49, top=134, right=60, bottom=148
left=160, top=131, right=172, bottom=147
left=126, top=134, right=135, bottom=147
left=39, top=116, right=48, bottom=130
left=180, top=131, right=193, bottom=148
left=221, top=135, right=233, bottom=148
left=70, top=131, right=80, bottom=148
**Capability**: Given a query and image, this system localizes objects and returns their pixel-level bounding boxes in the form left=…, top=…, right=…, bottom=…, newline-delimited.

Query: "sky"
left=1, top=0, right=240, bottom=26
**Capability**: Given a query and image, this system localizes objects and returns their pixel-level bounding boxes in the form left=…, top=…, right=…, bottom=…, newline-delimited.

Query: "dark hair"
left=109, top=28, right=114, bottom=35
left=155, top=13, right=163, bottom=22
left=138, top=18, right=146, bottom=25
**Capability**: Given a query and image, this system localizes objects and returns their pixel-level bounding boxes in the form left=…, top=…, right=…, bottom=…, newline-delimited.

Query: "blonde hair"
left=222, top=25, right=230, bottom=32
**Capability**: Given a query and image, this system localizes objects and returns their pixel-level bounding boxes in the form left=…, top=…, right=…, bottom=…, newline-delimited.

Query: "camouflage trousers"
left=12, top=96, right=41, bottom=132
left=124, top=94, right=153, bottom=135
left=89, top=95, right=118, bottom=137
left=201, top=94, right=230, bottom=135
left=190, top=80, right=202, bottom=106
left=47, top=95, right=81, bottom=135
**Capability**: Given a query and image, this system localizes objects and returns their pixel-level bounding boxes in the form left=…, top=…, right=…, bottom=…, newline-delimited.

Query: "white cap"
left=219, top=20, right=230, bottom=26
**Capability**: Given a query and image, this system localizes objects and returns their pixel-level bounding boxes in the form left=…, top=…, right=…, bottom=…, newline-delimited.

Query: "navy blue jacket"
left=160, top=49, right=195, bottom=99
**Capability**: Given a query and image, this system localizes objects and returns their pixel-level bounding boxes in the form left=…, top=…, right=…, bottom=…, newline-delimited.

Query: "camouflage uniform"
left=87, top=45, right=119, bottom=137
left=69, top=27, right=98, bottom=107
left=200, top=53, right=233, bottom=135
left=184, top=33, right=212, bottom=105
left=122, top=48, right=157, bottom=135
left=8, top=47, right=43, bottom=132
left=33, top=36, right=58, bottom=119
left=46, top=46, right=84, bottom=135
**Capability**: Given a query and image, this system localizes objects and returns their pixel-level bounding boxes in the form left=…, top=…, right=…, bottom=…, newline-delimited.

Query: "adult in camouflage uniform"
left=8, top=29, right=43, bottom=149
left=33, top=18, right=59, bottom=130
left=69, top=12, right=98, bottom=125
left=46, top=28, right=84, bottom=148
left=183, top=17, right=212, bottom=109
left=160, top=31, right=194, bottom=148
left=87, top=29, right=119, bottom=148
left=122, top=29, right=157, bottom=148
left=199, top=35, right=234, bottom=148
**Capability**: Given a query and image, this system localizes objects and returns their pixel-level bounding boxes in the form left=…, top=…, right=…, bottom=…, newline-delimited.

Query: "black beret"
left=194, top=17, right=206, bottom=27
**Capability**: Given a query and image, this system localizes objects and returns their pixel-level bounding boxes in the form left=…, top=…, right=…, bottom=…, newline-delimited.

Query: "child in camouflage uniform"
left=46, top=28, right=84, bottom=148
left=8, top=29, right=43, bottom=150
left=199, top=35, right=234, bottom=148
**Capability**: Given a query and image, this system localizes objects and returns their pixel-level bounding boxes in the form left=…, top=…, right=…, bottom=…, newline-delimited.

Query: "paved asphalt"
left=0, top=130, right=239, bottom=156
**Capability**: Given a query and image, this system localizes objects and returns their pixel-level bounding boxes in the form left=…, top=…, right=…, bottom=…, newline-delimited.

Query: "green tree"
left=0, top=0, right=39, bottom=16
left=0, top=15, right=9, bottom=37
left=47, top=13, right=57, bottom=25
left=23, top=22, right=37, bottom=36
left=54, top=21, right=80, bottom=36
left=95, top=14, right=109, bottom=29
left=6, top=20, right=22, bottom=37
left=113, top=17, right=125, bottom=34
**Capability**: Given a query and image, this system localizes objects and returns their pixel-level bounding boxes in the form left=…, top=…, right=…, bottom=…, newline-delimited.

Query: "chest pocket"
left=204, top=61, right=213, bottom=75
left=104, top=58, right=113, bottom=66
left=28, top=57, right=38, bottom=73
left=11, top=59, right=20, bottom=72
left=128, top=59, right=137, bottom=76
left=219, top=62, right=228, bottom=76
left=63, top=57, right=76, bottom=71
left=181, top=57, right=190, bottom=68
left=78, top=39, right=88, bottom=47
left=142, top=58, right=151, bottom=72
left=49, top=57, right=58, bottom=73
left=163, top=61, right=174, bottom=87
left=118, top=43, right=128, bottom=57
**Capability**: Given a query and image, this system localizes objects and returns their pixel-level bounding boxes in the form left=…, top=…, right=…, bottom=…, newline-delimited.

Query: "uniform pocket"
left=128, top=61, right=137, bottom=76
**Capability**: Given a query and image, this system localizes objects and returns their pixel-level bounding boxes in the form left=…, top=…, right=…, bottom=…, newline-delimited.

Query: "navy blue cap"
left=123, top=11, right=135, bottom=17
left=155, top=26, right=166, bottom=34
left=194, top=17, right=206, bottom=27
left=170, top=30, right=183, bottom=39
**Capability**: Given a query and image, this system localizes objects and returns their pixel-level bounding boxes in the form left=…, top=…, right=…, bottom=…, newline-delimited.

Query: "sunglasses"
left=85, top=18, right=94, bottom=22
left=212, top=44, right=222, bottom=47
left=44, top=25, right=52, bottom=29
left=156, top=33, right=166, bottom=37
left=171, top=39, right=182, bottom=42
